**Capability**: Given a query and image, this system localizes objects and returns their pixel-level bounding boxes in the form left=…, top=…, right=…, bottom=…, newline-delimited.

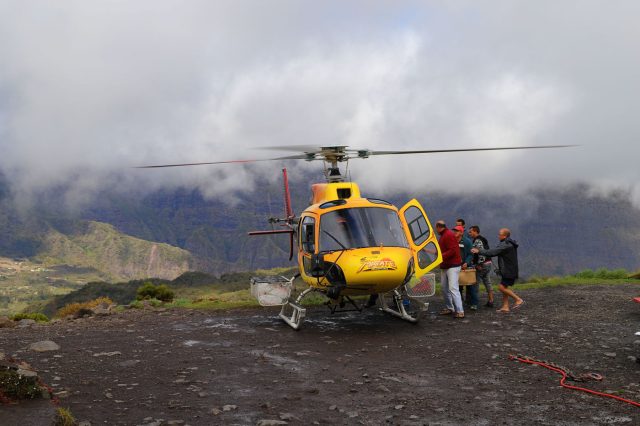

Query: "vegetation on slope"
left=0, top=220, right=193, bottom=315
left=35, top=267, right=640, bottom=318
left=34, top=268, right=297, bottom=316
left=36, top=221, right=191, bottom=281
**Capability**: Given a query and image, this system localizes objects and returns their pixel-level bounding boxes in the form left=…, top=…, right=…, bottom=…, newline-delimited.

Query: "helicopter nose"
left=337, top=247, right=414, bottom=290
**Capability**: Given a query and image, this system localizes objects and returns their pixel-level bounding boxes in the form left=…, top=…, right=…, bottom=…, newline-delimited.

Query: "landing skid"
left=378, top=289, right=428, bottom=323
left=279, top=287, right=429, bottom=329
left=279, top=287, right=313, bottom=330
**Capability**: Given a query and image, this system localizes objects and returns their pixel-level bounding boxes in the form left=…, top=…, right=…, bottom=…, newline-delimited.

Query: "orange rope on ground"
left=509, top=354, right=640, bottom=408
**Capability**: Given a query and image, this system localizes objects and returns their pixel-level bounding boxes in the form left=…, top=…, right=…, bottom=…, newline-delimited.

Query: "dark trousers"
left=459, top=283, right=479, bottom=306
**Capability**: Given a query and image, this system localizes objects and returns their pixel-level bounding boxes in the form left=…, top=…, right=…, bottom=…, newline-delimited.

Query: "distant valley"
left=0, top=221, right=191, bottom=315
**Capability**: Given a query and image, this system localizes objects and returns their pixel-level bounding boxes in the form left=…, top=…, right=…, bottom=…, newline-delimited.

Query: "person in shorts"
left=469, top=225, right=494, bottom=307
left=471, top=228, right=523, bottom=313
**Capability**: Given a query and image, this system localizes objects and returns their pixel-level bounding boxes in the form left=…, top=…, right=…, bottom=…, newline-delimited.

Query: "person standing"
left=435, top=221, right=465, bottom=318
left=471, top=228, right=523, bottom=313
left=469, top=225, right=494, bottom=308
left=455, top=219, right=474, bottom=270
left=455, top=219, right=476, bottom=309
left=452, top=225, right=478, bottom=310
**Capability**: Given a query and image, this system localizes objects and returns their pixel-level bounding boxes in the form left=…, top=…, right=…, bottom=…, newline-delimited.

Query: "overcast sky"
left=0, top=1, right=638, bottom=206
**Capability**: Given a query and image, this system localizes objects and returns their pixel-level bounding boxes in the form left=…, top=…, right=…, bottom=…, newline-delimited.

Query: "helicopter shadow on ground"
left=246, top=305, right=422, bottom=333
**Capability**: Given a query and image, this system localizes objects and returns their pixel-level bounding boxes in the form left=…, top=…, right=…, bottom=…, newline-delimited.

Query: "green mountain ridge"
left=2, top=175, right=640, bottom=280
left=0, top=218, right=194, bottom=315
left=2, top=175, right=640, bottom=316
left=35, top=221, right=192, bottom=281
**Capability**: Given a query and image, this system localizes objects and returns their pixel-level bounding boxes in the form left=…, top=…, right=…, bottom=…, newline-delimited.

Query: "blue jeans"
left=441, top=267, right=464, bottom=313
left=464, top=283, right=479, bottom=306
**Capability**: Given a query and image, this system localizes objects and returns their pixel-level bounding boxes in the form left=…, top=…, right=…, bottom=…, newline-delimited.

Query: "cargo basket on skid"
left=250, top=276, right=294, bottom=306
left=404, top=273, right=436, bottom=298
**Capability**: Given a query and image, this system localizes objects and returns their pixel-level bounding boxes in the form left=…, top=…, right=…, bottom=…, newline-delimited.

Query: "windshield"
left=319, top=207, right=408, bottom=252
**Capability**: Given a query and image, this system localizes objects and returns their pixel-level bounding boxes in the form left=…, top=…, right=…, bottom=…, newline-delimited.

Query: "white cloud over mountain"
left=0, top=1, right=638, bottom=204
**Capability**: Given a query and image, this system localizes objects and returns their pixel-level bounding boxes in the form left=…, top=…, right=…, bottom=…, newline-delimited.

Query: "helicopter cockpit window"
left=300, top=216, right=316, bottom=253
left=403, top=206, right=430, bottom=246
left=319, top=207, right=408, bottom=252
left=417, top=241, right=439, bottom=268
left=320, top=199, right=346, bottom=209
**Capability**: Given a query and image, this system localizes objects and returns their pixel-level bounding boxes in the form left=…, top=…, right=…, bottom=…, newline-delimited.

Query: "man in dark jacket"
left=435, top=221, right=464, bottom=318
left=471, top=228, right=523, bottom=313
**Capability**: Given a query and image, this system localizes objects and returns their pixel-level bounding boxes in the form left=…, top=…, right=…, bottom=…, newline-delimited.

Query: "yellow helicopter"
left=139, top=144, right=571, bottom=329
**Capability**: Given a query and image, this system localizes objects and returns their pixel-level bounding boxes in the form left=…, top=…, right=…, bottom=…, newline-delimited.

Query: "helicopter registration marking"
left=358, top=257, right=397, bottom=273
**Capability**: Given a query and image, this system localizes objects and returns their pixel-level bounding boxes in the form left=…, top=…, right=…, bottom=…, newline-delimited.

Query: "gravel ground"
left=1, top=284, right=640, bottom=425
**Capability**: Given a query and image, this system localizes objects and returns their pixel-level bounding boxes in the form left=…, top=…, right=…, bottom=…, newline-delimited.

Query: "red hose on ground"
left=509, top=354, right=640, bottom=408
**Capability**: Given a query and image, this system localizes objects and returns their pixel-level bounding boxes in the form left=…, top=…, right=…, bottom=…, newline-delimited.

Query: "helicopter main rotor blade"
left=257, top=144, right=322, bottom=152
left=364, top=144, right=576, bottom=157
left=135, top=144, right=577, bottom=168
left=135, top=154, right=307, bottom=168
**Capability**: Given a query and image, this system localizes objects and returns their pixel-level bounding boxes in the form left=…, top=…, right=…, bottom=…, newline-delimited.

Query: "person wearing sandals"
left=453, top=223, right=477, bottom=310
left=435, top=221, right=465, bottom=318
left=471, top=228, right=523, bottom=313
left=468, top=225, right=494, bottom=308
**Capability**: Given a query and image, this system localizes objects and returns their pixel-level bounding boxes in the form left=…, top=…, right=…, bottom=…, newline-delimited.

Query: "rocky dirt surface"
left=2, top=284, right=640, bottom=425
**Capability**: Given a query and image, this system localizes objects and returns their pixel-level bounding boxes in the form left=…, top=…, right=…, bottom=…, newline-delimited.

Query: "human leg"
left=497, top=283, right=510, bottom=311
left=497, top=278, right=523, bottom=311
left=446, top=267, right=464, bottom=313
left=440, top=269, right=453, bottom=311
left=501, top=283, right=523, bottom=306
left=468, top=283, right=479, bottom=308
left=479, top=265, right=494, bottom=304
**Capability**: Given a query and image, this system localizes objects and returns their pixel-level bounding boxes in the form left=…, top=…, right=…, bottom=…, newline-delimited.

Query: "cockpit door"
left=298, top=214, right=317, bottom=276
left=398, top=199, right=442, bottom=278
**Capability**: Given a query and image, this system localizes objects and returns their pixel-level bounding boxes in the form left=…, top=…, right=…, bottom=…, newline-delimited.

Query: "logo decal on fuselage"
left=358, top=257, right=398, bottom=273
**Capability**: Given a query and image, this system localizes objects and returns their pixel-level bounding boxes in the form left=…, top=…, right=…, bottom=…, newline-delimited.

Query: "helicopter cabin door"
left=298, top=214, right=318, bottom=277
left=398, top=199, right=442, bottom=278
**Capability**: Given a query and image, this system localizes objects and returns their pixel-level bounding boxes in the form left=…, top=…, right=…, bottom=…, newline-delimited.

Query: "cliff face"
left=35, top=221, right=191, bottom=281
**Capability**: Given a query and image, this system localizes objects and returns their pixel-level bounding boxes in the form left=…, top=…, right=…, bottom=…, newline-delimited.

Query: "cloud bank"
left=0, top=1, right=638, bottom=205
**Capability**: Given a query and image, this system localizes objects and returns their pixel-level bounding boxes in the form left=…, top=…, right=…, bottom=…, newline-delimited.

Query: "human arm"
left=475, top=240, right=507, bottom=258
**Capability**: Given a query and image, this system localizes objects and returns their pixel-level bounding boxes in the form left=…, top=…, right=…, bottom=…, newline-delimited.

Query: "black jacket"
left=478, top=237, right=519, bottom=279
